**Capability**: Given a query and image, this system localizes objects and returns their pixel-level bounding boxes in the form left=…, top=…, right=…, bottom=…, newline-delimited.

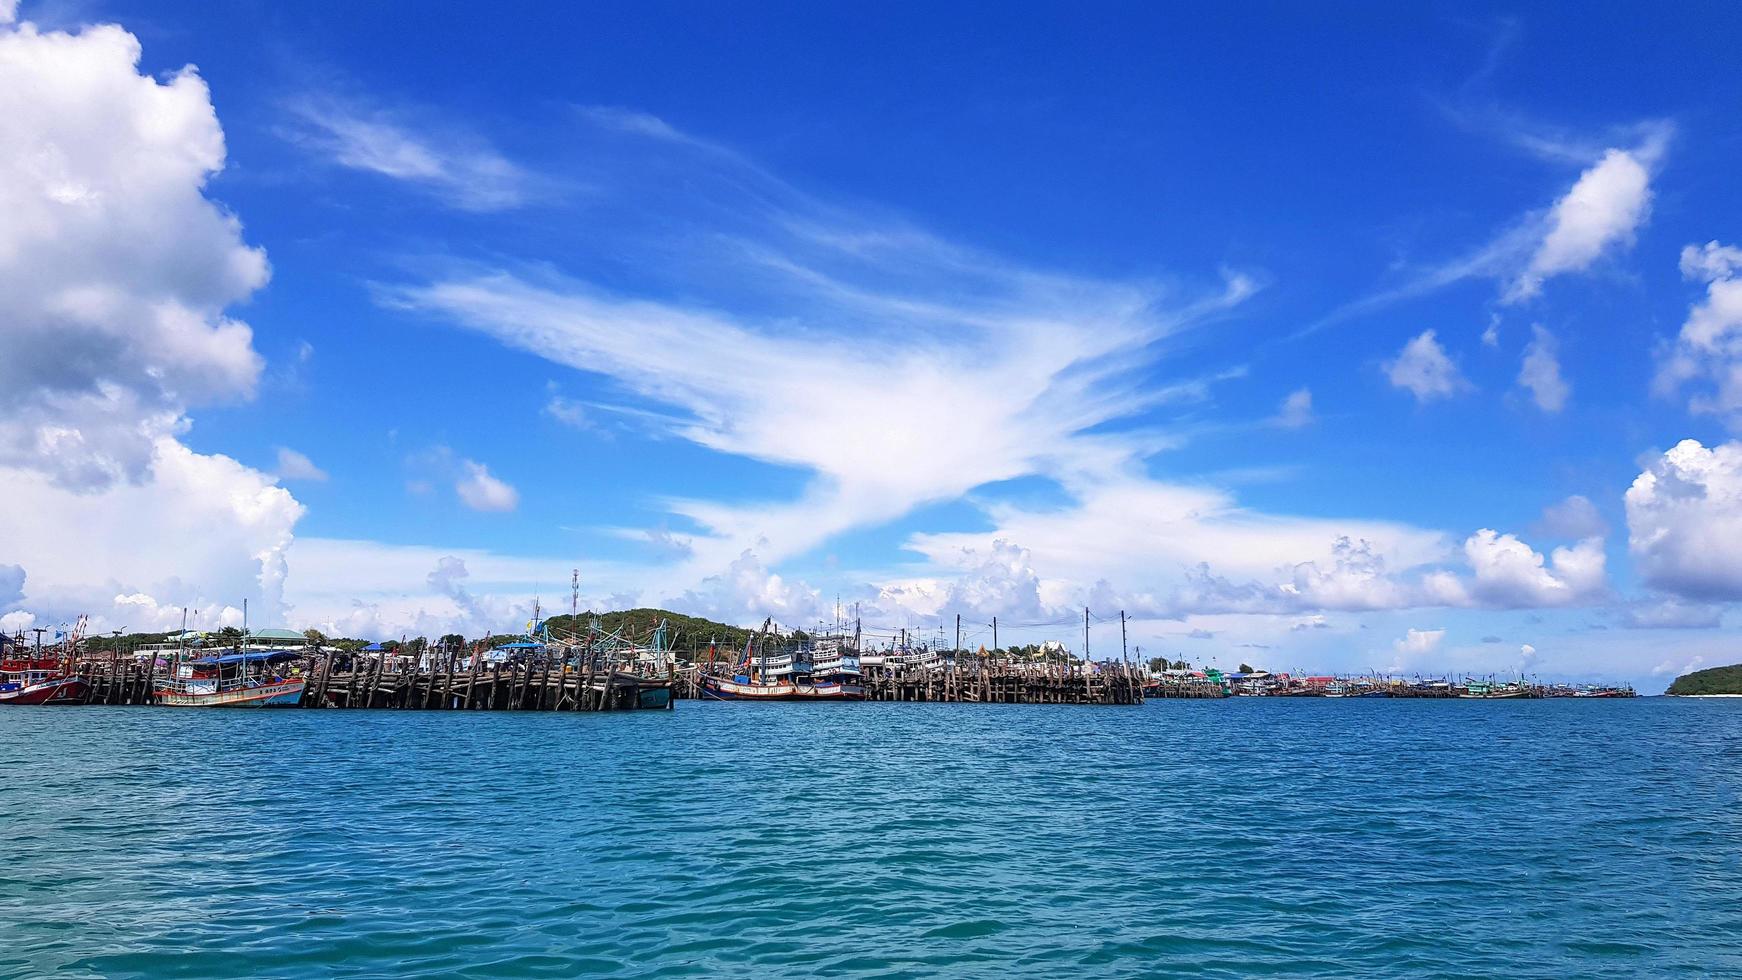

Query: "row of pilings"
left=61, top=652, right=670, bottom=711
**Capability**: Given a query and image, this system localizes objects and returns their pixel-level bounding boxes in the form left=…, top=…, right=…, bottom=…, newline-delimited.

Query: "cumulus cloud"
left=1274, top=387, right=1314, bottom=428
left=1517, top=325, right=1569, bottom=412
left=1456, top=528, right=1606, bottom=608
left=0, top=438, right=304, bottom=624
left=876, top=539, right=1050, bottom=622
left=675, top=549, right=824, bottom=627
left=1626, top=439, right=1742, bottom=600
left=1385, top=330, right=1468, bottom=402
left=1656, top=242, right=1742, bottom=429
left=1505, top=147, right=1654, bottom=303
left=275, top=447, right=328, bottom=482
left=0, top=18, right=269, bottom=489
left=0, top=17, right=303, bottom=631
left=283, top=93, right=529, bottom=211
left=455, top=460, right=519, bottom=512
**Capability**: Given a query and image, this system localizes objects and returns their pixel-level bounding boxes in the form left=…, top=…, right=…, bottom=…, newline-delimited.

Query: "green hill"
left=542, top=608, right=766, bottom=658
left=1666, top=663, right=1742, bottom=696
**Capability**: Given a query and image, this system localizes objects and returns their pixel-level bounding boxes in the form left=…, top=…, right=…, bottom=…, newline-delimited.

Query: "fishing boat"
left=699, top=624, right=864, bottom=701
left=0, top=618, right=90, bottom=706
left=155, top=650, right=305, bottom=707
left=0, top=657, right=88, bottom=705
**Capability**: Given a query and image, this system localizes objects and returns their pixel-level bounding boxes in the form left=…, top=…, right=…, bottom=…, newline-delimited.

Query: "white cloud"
left=0, top=1, right=15, bottom=25
left=1505, top=148, right=1653, bottom=302
left=0, top=19, right=268, bottom=489
left=1314, top=135, right=1666, bottom=332
left=1626, top=439, right=1742, bottom=600
left=0, top=611, right=34, bottom=633
left=0, top=18, right=303, bottom=633
left=1536, top=495, right=1607, bottom=539
left=1517, top=325, right=1569, bottom=412
left=1458, top=528, right=1606, bottom=608
left=284, top=93, right=529, bottom=211
left=1653, top=654, right=1704, bottom=678
left=1385, top=330, right=1468, bottom=402
left=455, top=460, right=519, bottom=512
left=1481, top=315, right=1501, bottom=348
left=392, top=172, right=1254, bottom=592
left=1394, top=628, right=1445, bottom=655
left=1274, top=387, right=1314, bottom=428
left=0, top=438, right=303, bottom=625
left=275, top=447, right=328, bottom=482
left=1656, top=242, right=1742, bottom=429
left=543, top=394, right=590, bottom=430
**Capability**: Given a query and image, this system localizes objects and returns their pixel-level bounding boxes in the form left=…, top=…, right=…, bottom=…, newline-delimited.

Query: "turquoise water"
left=2, top=699, right=1740, bottom=978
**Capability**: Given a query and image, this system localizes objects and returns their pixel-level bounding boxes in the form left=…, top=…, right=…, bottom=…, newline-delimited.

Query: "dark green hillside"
left=1666, top=663, right=1742, bottom=696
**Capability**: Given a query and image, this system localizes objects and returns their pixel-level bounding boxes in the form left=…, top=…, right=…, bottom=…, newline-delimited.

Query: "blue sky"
left=3, top=1, right=1741, bottom=689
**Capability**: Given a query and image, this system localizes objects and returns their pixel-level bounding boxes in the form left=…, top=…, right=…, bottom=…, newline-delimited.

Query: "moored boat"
left=0, top=666, right=89, bottom=705
left=0, top=619, right=89, bottom=706
left=698, top=624, right=864, bottom=701
left=155, top=650, right=305, bottom=707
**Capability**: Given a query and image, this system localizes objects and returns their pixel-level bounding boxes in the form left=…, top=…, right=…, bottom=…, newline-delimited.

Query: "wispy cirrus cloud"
left=283, top=92, right=533, bottom=211
left=1307, top=124, right=1669, bottom=334
left=383, top=109, right=1262, bottom=602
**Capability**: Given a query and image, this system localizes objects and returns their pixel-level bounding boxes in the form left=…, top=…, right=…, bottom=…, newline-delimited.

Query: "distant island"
left=1667, top=663, right=1742, bottom=696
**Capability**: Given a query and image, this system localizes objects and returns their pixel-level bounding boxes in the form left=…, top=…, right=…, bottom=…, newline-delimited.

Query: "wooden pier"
left=671, top=663, right=1149, bottom=705
left=61, top=654, right=673, bottom=711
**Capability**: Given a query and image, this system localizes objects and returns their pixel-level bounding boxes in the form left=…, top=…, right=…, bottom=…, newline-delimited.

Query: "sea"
left=2, top=698, right=1739, bottom=978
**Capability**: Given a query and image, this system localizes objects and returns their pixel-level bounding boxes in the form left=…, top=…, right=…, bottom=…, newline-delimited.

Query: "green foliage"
left=303, top=629, right=328, bottom=645
left=543, top=609, right=761, bottom=660
left=1238, top=662, right=1255, bottom=673
left=1666, top=663, right=1742, bottom=696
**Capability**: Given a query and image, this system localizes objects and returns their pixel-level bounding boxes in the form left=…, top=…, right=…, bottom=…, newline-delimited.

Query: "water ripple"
left=1, top=700, right=1740, bottom=976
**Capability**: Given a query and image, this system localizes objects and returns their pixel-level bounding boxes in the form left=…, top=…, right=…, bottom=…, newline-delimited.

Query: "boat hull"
left=700, top=675, right=863, bottom=701
left=154, top=678, right=306, bottom=708
left=0, top=676, right=89, bottom=706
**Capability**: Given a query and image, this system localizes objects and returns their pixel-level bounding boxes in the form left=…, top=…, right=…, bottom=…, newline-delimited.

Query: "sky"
left=3, top=1, right=1741, bottom=690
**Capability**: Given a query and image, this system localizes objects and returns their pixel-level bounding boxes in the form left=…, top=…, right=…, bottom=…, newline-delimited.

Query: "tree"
left=1238, top=662, right=1255, bottom=673
left=439, top=633, right=465, bottom=650
left=303, top=628, right=328, bottom=645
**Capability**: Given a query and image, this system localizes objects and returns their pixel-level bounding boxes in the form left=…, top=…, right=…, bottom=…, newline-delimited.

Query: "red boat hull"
left=0, top=676, right=89, bottom=706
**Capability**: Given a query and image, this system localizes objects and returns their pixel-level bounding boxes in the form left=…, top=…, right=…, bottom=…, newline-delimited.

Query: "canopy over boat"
left=188, top=650, right=302, bottom=666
